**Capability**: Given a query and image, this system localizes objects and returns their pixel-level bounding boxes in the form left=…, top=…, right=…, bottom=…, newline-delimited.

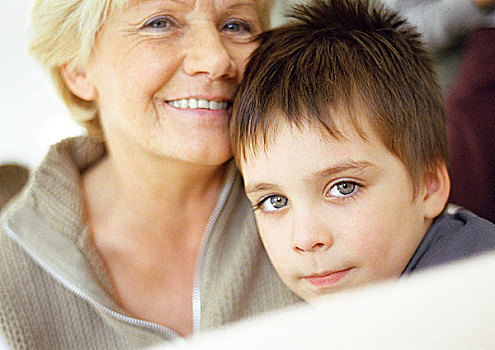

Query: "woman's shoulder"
left=0, top=163, right=29, bottom=213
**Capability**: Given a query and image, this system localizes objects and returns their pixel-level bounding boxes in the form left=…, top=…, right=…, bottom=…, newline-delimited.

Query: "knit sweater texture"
left=0, top=137, right=300, bottom=350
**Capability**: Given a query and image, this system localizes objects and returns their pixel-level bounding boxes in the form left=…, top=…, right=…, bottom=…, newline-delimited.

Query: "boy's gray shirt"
left=402, top=209, right=495, bottom=275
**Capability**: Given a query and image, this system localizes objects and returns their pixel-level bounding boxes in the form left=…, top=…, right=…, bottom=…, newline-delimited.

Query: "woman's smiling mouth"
left=168, top=98, right=230, bottom=111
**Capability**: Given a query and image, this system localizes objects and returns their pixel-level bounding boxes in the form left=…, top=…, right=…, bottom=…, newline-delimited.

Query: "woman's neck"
left=81, top=144, right=230, bottom=336
left=81, top=146, right=229, bottom=240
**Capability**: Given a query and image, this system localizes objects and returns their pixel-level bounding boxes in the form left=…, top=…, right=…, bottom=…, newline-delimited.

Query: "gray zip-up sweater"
left=0, top=137, right=300, bottom=349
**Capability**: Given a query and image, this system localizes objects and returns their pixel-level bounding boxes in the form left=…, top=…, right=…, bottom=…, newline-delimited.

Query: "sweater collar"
left=3, top=136, right=121, bottom=310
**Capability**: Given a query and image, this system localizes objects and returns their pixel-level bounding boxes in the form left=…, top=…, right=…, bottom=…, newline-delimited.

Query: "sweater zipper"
left=192, top=165, right=236, bottom=335
left=3, top=165, right=237, bottom=338
left=3, top=223, right=182, bottom=340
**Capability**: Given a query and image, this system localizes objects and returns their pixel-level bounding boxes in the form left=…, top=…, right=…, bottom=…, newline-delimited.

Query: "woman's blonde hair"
left=28, top=0, right=131, bottom=138
left=28, top=0, right=274, bottom=138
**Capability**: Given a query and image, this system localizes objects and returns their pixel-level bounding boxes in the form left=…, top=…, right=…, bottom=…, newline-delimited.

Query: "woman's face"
left=84, top=0, right=265, bottom=165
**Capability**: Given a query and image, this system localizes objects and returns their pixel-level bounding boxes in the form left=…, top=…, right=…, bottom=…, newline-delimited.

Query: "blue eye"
left=259, top=195, right=289, bottom=212
left=328, top=181, right=359, bottom=198
left=223, top=20, right=251, bottom=34
left=143, top=16, right=174, bottom=30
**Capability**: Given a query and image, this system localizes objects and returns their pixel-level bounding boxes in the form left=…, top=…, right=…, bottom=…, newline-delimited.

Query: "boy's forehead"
left=242, top=118, right=378, bottom=172
left=246, top=107, right=374, bottom=158
left=241, top=124, right=386, bottom=198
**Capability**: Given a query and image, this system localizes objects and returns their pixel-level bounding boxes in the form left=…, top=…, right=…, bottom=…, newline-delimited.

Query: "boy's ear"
left=422, top=161, right=451, bottom=219
left=60, top=63, right=97, bottom=101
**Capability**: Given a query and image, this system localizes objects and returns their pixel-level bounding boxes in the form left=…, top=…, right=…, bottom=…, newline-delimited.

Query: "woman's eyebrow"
left=148, top=0, right=183, bottom=3
left=227, top=1, right=258, bottom=8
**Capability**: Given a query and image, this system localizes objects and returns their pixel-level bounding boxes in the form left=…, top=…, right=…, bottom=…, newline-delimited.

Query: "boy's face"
left=241, top=119, right=432, bottom=302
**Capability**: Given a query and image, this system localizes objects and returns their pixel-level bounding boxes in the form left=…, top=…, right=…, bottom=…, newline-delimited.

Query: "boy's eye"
left=260, top=195, right=289, bottom=212
left=327, top=181, right=358, bottom=197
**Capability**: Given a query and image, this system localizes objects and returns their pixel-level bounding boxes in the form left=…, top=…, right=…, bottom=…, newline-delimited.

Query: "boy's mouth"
left=304, top=268, right=353, bottom=288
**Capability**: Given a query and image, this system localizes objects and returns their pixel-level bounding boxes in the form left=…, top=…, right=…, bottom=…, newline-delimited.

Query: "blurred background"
left=1, top=0, right=83, bottom=168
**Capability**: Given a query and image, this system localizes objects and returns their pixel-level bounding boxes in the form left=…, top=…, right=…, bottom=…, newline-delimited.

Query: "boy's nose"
left=290, top=214, right=333, bottom=253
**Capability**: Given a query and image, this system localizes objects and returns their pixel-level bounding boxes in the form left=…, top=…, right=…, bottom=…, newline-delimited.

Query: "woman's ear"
left=60, top=63, right=97, bottom=101
left=422, top=161, right=451, bottom=219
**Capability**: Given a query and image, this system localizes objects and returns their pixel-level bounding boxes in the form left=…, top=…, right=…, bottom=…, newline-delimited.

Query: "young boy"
left=230, top=0, right=495, bottom=302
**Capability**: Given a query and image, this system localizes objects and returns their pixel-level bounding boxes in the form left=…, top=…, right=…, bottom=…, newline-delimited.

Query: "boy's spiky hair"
left=230, top=0, right=448, bottom=195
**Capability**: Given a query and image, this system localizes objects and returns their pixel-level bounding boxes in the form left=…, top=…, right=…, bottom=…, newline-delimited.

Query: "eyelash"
left=252, top=194, right=289, bottom=213
left=325, top=180, right=362, bottom=201
left=252, top=180, right=363, bottom=215
left=142, top=16, right=176, bottom=31
left=222, top=19, right=252, bottom=34
left=142, top=16, right=253, bottom=35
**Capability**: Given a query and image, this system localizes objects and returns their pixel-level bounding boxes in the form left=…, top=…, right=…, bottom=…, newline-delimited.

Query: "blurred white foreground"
left=152, top=252, right=495, bottom=350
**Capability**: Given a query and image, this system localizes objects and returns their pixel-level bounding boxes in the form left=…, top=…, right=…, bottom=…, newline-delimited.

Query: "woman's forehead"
left=117, top=0, right=272, bottom=16
left=126, top=0, right=270, bottom=6
left=117, top=0, right=273, bottom=27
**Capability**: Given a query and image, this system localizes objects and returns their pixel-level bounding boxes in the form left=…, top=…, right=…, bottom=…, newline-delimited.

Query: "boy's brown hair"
left=230, top=0, right=448, bottom=196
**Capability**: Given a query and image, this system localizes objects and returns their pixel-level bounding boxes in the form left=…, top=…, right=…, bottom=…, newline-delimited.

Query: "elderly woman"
left=0, top=0, right=299, bottom=348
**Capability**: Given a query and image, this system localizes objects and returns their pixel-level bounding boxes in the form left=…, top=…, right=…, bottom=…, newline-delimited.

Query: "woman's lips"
left=304, top=268, right=353, bottom=288
left=167, top=98, right=230, bottom=111
left=159, top=99, right=232, bottom=123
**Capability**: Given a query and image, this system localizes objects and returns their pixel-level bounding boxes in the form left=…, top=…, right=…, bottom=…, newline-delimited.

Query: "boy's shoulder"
left=403, top=207, right=495, bottom=275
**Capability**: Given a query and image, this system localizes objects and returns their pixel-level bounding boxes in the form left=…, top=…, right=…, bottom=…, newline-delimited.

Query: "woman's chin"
left=146, top=138, right=233, bottom=167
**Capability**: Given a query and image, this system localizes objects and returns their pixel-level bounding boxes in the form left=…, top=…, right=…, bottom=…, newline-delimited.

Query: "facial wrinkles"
left=113, top=0, right=263, bottom=33
left=184, top=0, right=250, bottom=17
left=217, top=1, right=261, bottom=20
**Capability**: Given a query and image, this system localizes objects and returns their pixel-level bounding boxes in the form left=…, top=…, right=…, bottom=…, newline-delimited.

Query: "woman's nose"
left=290, top=215, right=333, bottom=253
left=183, top=26, right=236, bottom=81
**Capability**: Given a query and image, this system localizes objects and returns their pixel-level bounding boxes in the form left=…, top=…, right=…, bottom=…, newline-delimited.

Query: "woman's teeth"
left=168, top=99, right=228, bottom=110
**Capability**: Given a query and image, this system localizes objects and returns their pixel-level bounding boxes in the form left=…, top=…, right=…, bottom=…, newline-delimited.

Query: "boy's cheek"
left=257, top=226, right=293, bottom=269
left=258, top=226, right=287, bottom=256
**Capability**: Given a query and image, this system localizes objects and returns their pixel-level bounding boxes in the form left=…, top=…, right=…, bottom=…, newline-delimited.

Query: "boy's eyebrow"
left=304, top=160, right=378, bottom=184
left=244, top=160, right=377, bottom=196
left=245, top=183, right=282, bottom=196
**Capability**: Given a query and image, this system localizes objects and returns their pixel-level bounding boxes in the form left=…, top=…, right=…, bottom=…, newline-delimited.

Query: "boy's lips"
left=303, top=268, right=353, bottom=288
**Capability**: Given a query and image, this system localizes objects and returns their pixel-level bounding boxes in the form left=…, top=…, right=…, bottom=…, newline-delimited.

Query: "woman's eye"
left=223, top=20, right=251, bottom=34
left=260, top=195, right=289, bottom=212
left=328, top=181, right=358, bottom=198
left=143, top=17, right=173, bottom=30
